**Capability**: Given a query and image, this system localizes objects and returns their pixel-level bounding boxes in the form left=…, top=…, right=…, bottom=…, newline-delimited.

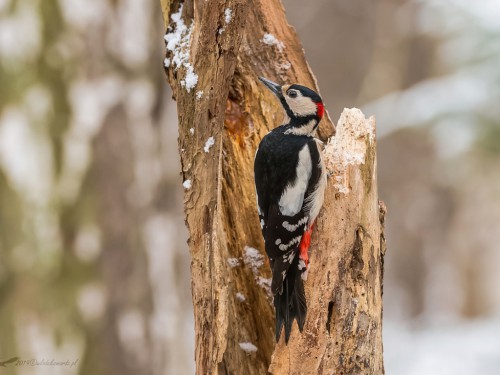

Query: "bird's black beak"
left=259, top=76, right=282, bottom=98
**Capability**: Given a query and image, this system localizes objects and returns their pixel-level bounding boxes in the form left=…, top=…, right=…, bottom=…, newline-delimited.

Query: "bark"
left=161, top=1, right=385, bottom=374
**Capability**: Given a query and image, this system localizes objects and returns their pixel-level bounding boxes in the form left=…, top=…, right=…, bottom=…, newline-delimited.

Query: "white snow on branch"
left=239, top=342, right=258, bottom=353
left=164, top=5, right=198, bottom=92
left=227, top=258, right=240, bottom=268
left=181, top=65, right=198, bottom=93
left=257, top=276, right=272, bottom=299
left=189, top=127, right=195, bottom=135
left=163, top=57, right=170, bottom=68
left=262, top=33, right=285, bottom=52
left=195, top=90, right=204, bottom=100
left=182, top=179, right=192, bottom=190
left=279, top=61, right=291, bottom=70
left=236, top=292, right=246, bottom=302
left=224, top=8, right=232, bottom=24
left=241, top=246, right=272, bottom=300
left=203, top=136, right=215, bottom=153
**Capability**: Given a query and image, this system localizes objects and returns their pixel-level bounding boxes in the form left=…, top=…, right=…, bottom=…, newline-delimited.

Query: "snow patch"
left=239, top=342, right=258, bottom=353
left=262, top=33, right=285, bottom=52
left=163, top=57, right=170, bottom=68
left=279, top=61, right=291, bottom=70
left=164, top=5, right=198, bottom=92
left=257, top=277, right=272, bottom=298
left=182, top=179, right=192, bottom=190
left=236, top=292, right=246, bottom=302
left=203, top=136, right=215, bottom=153
left=195, top=90, right=204, bottom=100
left=385, top=319, right=500, bottom=375
left=224, top=8, right=232, bottom=24
left=242, top=246, right=272, bottom=300
left=181, top=65, right=198, bottom=93
left=243, top=246, right=264, bottom=274
left=227, top=258, right=240, bottom=268
left=189, top=127, right=195, bottom=135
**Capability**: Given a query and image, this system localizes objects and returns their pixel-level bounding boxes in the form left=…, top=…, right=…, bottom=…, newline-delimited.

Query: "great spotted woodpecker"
left=254, top=77, right=327, bottom=343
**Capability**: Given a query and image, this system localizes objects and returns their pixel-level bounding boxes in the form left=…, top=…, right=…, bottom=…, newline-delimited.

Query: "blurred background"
left=0, top=0, right=499, bottom=374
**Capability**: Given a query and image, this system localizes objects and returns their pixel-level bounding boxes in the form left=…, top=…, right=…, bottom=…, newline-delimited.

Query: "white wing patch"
left=282, top=217, right=308, bottom=232
left=279, top=144, right=312, bottom=216
left=304, top=145, right=327, bottom=226
left=278, top=236, right=302, bottom=251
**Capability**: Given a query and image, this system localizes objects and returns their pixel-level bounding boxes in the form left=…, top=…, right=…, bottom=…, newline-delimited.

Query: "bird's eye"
left=288, top=90, right=298, bottom=98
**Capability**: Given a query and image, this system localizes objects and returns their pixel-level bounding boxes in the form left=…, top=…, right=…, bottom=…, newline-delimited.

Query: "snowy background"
left=0, top=0, right=499, bottom=374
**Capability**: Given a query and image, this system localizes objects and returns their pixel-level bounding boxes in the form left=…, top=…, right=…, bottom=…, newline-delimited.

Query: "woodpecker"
left=254, top=77, right=327, bottom=343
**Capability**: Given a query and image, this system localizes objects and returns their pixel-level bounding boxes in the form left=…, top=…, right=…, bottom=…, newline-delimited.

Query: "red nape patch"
left=316, top=102, right=324, bottom=119
left=299, top=222, right=315, bottom=266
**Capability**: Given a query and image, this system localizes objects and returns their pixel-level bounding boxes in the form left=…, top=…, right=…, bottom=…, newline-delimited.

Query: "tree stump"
left=160, top=1, right=386, bottom=374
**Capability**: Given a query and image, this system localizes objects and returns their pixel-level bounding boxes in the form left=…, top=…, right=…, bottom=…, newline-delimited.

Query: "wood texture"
left=161, top=1, right=385, bottom=374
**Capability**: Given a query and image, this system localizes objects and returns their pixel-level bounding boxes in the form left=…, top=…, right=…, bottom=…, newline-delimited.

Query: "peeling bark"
left=160, top=1, right=385, bottom=374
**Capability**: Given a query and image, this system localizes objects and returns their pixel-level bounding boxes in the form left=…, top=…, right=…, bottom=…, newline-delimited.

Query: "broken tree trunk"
left=160, top=1, right=386, bottom=374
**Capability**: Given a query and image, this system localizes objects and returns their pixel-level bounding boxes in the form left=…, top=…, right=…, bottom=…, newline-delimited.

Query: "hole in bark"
left=326, top=300, right=334, bottom=333
left=224, top=99, right=251, bottom=149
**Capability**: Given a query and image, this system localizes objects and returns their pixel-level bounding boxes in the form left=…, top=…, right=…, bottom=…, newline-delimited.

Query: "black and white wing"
left=255, top=138, right=324, bottom=295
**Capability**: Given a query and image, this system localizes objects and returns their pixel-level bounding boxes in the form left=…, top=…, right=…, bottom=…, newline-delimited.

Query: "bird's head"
left=259, top=76, right=324, bottom=135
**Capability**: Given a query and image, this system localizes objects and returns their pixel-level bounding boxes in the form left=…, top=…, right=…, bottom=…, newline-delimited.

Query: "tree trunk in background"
left=0, top=1, right=192, bottom=374
left=161, top=1, right=385, bottom=374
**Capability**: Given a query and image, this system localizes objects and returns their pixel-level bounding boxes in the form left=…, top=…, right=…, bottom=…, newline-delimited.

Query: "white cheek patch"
left=285, top=96, right=317, bottom=117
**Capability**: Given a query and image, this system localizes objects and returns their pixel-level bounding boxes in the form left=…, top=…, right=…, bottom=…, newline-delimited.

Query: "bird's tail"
left=274, top=258, right=307, bottom=343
